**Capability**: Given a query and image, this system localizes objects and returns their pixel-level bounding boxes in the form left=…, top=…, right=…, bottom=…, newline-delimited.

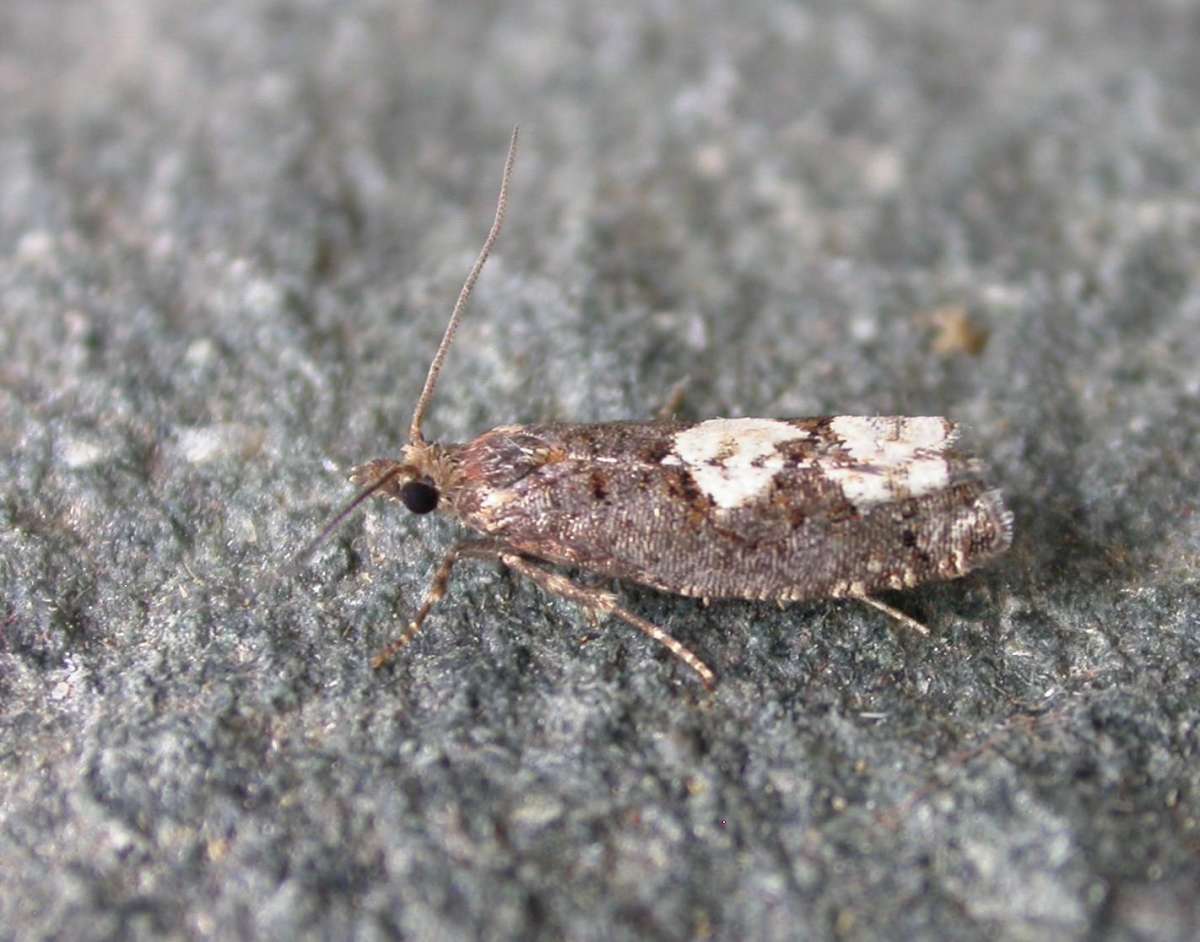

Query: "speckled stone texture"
left=2, top=2, right=1198, bottom=939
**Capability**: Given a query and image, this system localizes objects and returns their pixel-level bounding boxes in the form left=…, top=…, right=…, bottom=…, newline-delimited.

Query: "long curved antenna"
left=408, top=125, right=519, bottom=443
left=287, top=463, right=415, bottom=573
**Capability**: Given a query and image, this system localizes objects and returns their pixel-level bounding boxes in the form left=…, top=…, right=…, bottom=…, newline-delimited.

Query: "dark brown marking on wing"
left=641, top=439, right=672, bottom=464
left=590, top=470, right=609, bottom=503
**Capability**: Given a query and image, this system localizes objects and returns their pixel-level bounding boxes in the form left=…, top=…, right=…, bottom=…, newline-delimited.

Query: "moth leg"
left=371, top=539, right=504, bottom=669
left=855, top=595, right=930, bottom=637
left=499, top=553, right=716, bottom=689
left=655, top=375, right=690, bottom=420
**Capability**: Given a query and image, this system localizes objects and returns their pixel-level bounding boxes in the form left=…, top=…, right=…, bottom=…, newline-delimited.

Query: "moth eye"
left=400, top=480, right=439, bottom=514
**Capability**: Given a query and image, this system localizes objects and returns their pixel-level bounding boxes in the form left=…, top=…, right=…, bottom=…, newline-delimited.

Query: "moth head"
left=289, top=457, right=440, bottom=572
left=347, top=447, right=447, bottom=516
left=290, top=127, right=518, bottom=572
left=398, top=478, right=439, bottom=514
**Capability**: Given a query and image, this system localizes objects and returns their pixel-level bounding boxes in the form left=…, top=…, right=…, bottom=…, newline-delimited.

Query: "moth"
left=297, top=127, right=1013, bottom=688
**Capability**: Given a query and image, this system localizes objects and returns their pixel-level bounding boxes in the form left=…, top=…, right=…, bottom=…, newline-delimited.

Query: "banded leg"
left=371, top=540, right=503, bottom=669
left=855, top=595, right=930, bottom=637
left=499, top=552, right=716, bottom=688
left=372, top=540, right=716, bottom=687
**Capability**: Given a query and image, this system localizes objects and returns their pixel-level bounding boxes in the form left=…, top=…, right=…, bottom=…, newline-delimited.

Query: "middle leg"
left=499, top=552, right=716, bottom=688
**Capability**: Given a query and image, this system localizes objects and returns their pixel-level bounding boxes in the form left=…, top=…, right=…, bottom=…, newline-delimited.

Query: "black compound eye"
left=399, top=480, right=439, bottom=514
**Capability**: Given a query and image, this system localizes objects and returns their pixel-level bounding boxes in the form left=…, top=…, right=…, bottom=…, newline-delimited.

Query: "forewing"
left=453, top=419, right=1011, bottom=601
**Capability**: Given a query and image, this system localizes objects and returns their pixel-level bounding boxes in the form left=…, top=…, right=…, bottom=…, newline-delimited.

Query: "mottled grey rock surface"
left=2, top=2, right=1198, bottom=939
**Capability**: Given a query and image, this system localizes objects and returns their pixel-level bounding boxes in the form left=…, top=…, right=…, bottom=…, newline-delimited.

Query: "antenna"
left=286, top=463, right=414, bottom=573
left=408, top=125, right=519, bottom=443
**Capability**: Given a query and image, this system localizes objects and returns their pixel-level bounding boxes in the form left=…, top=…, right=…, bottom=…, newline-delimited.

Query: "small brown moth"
left=297, top=127, right=1013, bottom=688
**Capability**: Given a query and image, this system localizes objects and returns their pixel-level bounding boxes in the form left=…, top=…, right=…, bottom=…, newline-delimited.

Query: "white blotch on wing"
left=663, top=418, right=811, bottom=510
left=827, top=416, right=953, bottom=506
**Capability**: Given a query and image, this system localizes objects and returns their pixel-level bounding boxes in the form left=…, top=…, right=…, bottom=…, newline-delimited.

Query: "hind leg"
left=854, top=595, right=930, bottom=636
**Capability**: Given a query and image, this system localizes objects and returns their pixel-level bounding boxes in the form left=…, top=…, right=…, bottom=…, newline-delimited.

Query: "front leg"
left=371, top=539, right=506, bottom=669
left=372, top=541, right=716, bottom=688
